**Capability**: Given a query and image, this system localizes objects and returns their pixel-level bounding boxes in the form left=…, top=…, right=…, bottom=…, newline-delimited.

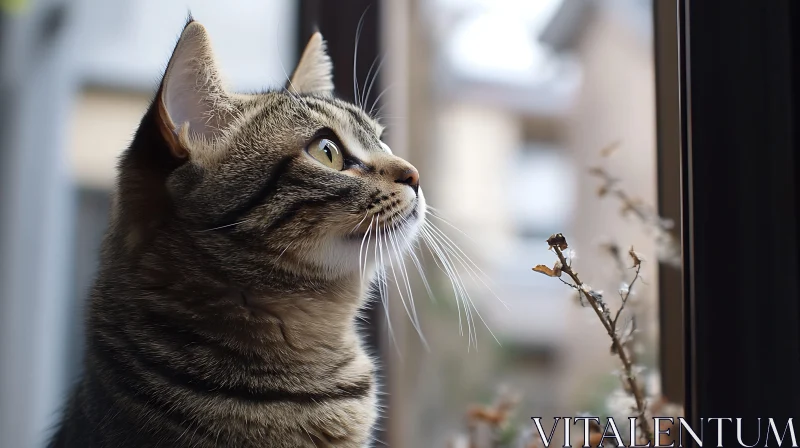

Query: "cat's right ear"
left=287, top=32, right=334, bottom=96
left=157, top=20, right=237, bottom=159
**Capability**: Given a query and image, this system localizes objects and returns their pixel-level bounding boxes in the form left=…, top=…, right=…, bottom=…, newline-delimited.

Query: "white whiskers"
left=418, top=215, right=502, bottom=350
left=386, top=216, right=429, bottom=351
left=374, top=215, right=402, bottom=360
left=358, top=216, right=375, bottom=281
left=352, top=7, right=369, bottom=110
left=353, top=205, right=500, bottom=353
left=199, top=219, right=253, bottom=232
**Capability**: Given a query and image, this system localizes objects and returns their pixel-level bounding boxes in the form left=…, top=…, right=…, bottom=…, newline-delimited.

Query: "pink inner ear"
left=160, top=21, right=234, bottom=143
left=164, top=82, right=213, bottom=138
left=156, top=92, right=189, bottom=159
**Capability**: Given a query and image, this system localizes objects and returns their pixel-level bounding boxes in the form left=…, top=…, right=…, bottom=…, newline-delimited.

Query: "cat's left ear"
left=287, top=32, right=334, bottom=96
left=158, top=20, right=238, bottom=158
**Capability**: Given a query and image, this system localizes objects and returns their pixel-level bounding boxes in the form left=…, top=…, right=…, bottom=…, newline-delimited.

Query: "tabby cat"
left=50, top=18, right=424, bottom=448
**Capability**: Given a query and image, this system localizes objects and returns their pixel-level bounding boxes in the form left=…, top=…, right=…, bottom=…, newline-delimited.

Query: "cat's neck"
left=231, top=277, right=367, bottom=351
left=85, top=264, right=376, bottom=448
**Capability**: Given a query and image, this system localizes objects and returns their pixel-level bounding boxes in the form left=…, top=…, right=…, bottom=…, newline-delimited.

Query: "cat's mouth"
left=346, top=207, right=419, bottom=241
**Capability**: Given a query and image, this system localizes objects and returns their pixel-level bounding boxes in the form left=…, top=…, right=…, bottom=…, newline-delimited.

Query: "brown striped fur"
left=50, top=18, right=424, bottom=448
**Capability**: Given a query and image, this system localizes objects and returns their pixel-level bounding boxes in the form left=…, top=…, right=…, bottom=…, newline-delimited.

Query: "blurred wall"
left=0, top=1, right=81, bottom=446
left=69, top=89, right=151, bottom=188
left=433, top=102, right=520, bottom=254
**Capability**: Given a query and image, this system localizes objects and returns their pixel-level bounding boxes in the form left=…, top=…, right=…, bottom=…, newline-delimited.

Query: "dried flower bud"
left=546, top=233, right=569, bottom=251
left=629, top=247, right=644, bottom=267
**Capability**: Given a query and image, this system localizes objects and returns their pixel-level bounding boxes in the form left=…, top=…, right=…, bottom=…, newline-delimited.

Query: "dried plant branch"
left=611, top=260, right=641, bottom=331
left=591, top=167, right=654, bottom=226
left=450, top=146, right=683, bottom=447
left=604, top=243, right=641, bottom=363
left=534, top=234, right=654, bottom=443
left=590, top=163, right=681, bottom=268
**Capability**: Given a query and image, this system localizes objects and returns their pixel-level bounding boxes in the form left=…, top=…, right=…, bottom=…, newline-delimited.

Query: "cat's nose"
left=394, top=167, right=420, bottom=195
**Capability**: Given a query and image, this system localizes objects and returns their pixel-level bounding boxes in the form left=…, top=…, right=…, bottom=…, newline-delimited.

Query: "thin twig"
left=538, top=234, right=654, bottom=443
left=590, top=167, right=659, bottom=228
left=590, top=164, right=681, bottom=268
left=612, top=263, right=641, bottom=330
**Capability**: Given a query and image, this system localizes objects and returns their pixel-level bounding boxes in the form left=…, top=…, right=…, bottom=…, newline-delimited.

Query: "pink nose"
left=394, top=167, right=419, bottom=194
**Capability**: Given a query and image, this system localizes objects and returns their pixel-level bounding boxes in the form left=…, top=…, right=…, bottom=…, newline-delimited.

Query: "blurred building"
left=390, top=0, right=658, bottom=446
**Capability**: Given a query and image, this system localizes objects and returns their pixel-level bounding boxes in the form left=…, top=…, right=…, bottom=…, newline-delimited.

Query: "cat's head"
left=114, top=19, right=425, bottom=287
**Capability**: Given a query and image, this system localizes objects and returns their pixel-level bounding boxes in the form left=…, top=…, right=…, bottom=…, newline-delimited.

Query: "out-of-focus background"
left=0, top=0, right=674, bottom=447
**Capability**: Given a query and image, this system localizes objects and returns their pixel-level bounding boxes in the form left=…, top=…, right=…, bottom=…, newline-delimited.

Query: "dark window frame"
left=677, top=0, right=800, bottom=444
left=653, top=0, right=684, bottom=406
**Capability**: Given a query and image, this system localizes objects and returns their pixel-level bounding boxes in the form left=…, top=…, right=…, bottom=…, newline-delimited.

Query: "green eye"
left=307, top=138, right=344, bottom=170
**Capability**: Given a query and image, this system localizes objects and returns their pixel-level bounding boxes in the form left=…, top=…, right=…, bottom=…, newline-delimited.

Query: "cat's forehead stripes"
left=307, top=96, right=383, bottom=135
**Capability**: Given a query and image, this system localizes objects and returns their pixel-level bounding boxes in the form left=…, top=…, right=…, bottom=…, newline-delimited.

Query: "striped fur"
left=50, top=19, right=424, bottom=448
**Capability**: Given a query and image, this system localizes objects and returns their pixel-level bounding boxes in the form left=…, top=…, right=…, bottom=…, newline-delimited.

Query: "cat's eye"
left=307, top=138, right=344, bottom=170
